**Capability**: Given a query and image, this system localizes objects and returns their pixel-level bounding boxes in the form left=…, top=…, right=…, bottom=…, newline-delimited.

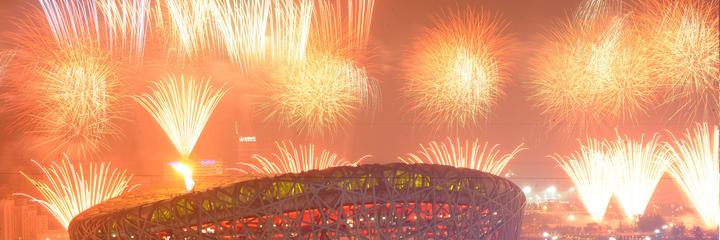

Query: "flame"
left=170, top=162, right=195, bottom=192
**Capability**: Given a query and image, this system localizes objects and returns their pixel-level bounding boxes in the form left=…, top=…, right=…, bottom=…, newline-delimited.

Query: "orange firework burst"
left=398, top=138, right=525, bottom=176
left=553, top=139, right=617, bottom=222
left=402, top=8, right=514, bottom=131
left=664, top=124, right=719, bottom=228
left=531, top=4, right=654, bottom=131
left=259, top=55, right=378, bottom=137
left=30, top=49, right=120, bottom=158
left=17, top=156, right=137, bottom=229
left=631, top=0, right=719, bottom=120
left=236, top=141, right=369, bottom=175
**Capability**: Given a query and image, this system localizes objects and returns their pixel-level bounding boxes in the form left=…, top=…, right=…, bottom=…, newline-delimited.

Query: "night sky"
left=0, top=0, right=711, bottom=204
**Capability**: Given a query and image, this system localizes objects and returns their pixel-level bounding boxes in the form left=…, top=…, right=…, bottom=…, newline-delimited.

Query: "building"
left=0, top=196, right=68, bottom=240
left=69, top=163, right=526, bottom=239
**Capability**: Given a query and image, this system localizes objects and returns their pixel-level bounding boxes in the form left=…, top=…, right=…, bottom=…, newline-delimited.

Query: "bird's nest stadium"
left=69, top=163, right=526, bottom=239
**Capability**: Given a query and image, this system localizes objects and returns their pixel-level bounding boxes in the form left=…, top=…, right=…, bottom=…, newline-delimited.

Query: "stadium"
left=68, top=163, right=526, bottom=239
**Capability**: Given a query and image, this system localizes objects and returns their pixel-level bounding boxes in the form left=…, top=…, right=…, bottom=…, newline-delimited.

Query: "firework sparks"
left=609, top=133, right=670, bottom=218
left=38, top=0, right=151, bottom=56
left=169, top=161, right=195, bottom=192
left=259, top=55, right=377, bottom=136
left=399, top=138, right=525, bottom=176
left=402, top=8, right=514, bottom=130
left=347, top=0, right=375, bottom=51
left=664, top=124, right=719, bottom=228
left=158, top=0, right=216, bottom=58
left=632, top=0, right=719, bottom=120
left=134, top=75, right=229, bottom=159
left=531, top=4, right=654, bottom=131
left=0, top=51, right=13, bottom=81
left=268, top=0, right=314, bottom=62
left=237, top=141, right=369, bottom=175
left=17, top=156, right=136, bottom=229
left=210, top=0, right=270, bottom=68
left=553, top=139, right=617, bottom=222
left=98, top=0, right=152, bottom=56
left=32, top=49, right=119, bottom=158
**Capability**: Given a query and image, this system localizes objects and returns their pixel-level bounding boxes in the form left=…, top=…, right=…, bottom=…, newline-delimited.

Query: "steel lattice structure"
left=69, top=163, right=526, bottom=239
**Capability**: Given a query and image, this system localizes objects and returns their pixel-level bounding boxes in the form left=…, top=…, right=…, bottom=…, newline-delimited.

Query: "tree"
left=670, top=223, right=686, bottom=239
left=691, top=226, right=705, bottom=240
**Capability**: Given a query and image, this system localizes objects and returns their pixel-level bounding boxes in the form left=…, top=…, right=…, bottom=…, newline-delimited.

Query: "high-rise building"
left=0, top=196, right=67, bottom=240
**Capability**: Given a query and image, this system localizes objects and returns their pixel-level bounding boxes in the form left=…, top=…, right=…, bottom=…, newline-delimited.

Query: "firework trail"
left=309, top=0, right=375, bottom=63
left=158, top=0, right=216, bottom=58
left=17, top=156, right=136, bottom=229
left=631, top=0, right=719, bottom=121
left=402, top=8, right=514, bottom=131
left=609, top=133, right=670, bottom=218
left=268, top=0, right=314, bottom=63
left=664, top=123, right=719, bottom=228
left=236, top=141, right=369, bottom=175
left=553, top=139, right=617, bottom=222
left=38, top=0, right=151, bottom=56
left=347, top=0, right=375, bottom=52
left=398, top=138, right=525, bottom=176
left=210, top=0, right=271, bottom=68
left=134, top=75, right=228, bottom=159
left=531, top=2, right=653, bottom=131
left=0, top=51, right=13, bottom=81
left=259, top=55, right=378, bottom=137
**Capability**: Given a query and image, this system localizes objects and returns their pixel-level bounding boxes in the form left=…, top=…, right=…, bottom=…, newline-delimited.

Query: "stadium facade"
left=69, top=163, right=526, bottom=239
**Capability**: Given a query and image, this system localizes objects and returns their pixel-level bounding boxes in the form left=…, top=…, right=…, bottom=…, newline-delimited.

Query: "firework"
left=38, top=0, right=151, bottom=56
left=268, top=0, right=314, bottom=62
left=0, top=51, right=13, bottom=80
left=134, top=75, right=229, bottom=159
left=309, top=0, right=375, bottom=62
left=259, top=55, right=377, bottom=136
left=664, top=124, right=719, bottom=228
left=169, top=161, right=195, bottom=192
left=347, top=0, right=375, bottom=51
left=398, top=138, right=525, bottom=176
left=32, top=49, right=119, bottom=158
left=17, top=156, right=136, bottom=229
left=553, top=139, right=617, bottom=222
left=158, top=0, right=216, bottom=58
left=531, top=5, right=654, bottom=131
left=97, top=0, right=152, bottom=56
left=631, top=0, right=719, bottom=120
left=402, top=8, right=514, bottom=130
left=609, top=133, right=669, bottom=218
left=210, top=0, right=270, bottom=68
left=237, top=141, right=369, bottom=175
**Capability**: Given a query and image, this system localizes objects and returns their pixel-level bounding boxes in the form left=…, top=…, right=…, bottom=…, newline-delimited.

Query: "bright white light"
left=545, top=185, right=557, bottom=194
left=609, top=237, right=617, bottom=240
left=542, top=232, right=549, bottom=237
left=523, top=186, right=532, bottom=194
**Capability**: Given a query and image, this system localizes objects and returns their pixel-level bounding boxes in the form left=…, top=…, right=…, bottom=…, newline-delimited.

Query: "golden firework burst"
left=402, top=8, right=514, bottom=131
